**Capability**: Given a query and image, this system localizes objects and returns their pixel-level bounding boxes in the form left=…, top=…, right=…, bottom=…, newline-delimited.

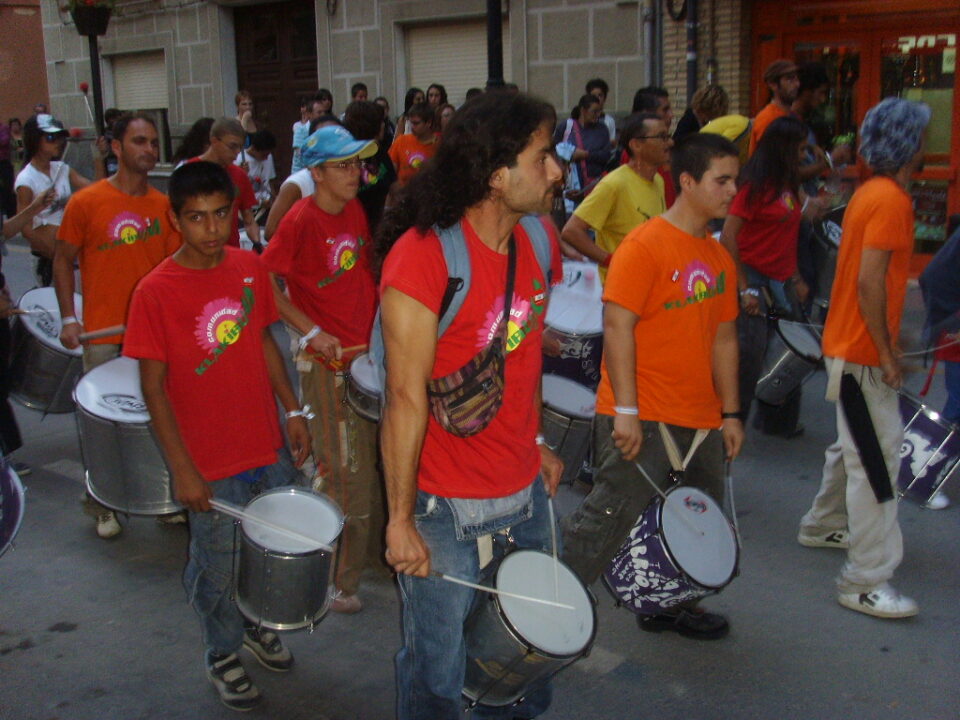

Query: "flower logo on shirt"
left=317, top=234, right=365, bottom=289
left=478, top=296, right=533, bottom=353
left=109, top=211, right=146, bottom=246
left=781, top=192, right=796, bottom=212
left=664, top=260, right=728, bottom=311
left=194, top=298, right=245, bottom=352
left=408, top=151, right=426, bottom=169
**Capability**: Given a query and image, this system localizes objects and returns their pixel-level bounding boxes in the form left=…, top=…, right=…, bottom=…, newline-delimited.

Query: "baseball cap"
left=300, top=125, right=377, bottom=168
left=36, top=114, right=67, bottom=135
left=763, top=59, right=799, bottom=84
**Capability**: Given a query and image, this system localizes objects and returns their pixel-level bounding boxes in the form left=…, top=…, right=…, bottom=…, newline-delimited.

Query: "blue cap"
left=300, top=125, right=377, bottom=168
left=859, top=97, right=930, bottom=174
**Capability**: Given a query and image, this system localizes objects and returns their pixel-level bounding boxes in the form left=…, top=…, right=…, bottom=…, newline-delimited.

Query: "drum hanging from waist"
left=345, top=352, right=382, bottom=423
left=463, top=549, right=595, bottom=708
left=73, top=356, right=179, bottom=515
left=542, top=261, right=604, bottom=390
left=236, top=487, right=343, bottom=631
left=0, top=462, right=25, bottom=560
left=898, top=392, right=960, bottom=505
left=754, top=318, right=823, bottom=406
left=603, top=485, right=739, bottom=616
left=541, top=374, right=595, bottom=485
left=8, top=287, right=84, bottom=414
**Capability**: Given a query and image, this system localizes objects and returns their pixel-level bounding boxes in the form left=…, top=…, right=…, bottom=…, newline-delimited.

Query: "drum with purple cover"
left=898, top=392, right=960, bottom=505
left=8, top=287, right=84, bottom=413
left=754, top=318, right=823, bottom=406
left=541, top=374, right=595, bottom=485
left=811, top=204, right=845, bottom=317
left=542, top=261, right=604, bottom=390
left=0, top=461, right=25, bottom=559
left=603, top=485, right=739, bottom=615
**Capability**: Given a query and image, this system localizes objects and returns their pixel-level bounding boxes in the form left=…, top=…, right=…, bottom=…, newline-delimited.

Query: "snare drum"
left=463, top=550, right=595, bottom=708
left=543, top=261, right=604, bottom=390
left=73, top=356, right=179, bottom=515
left=0, top=461, right=25, bottom=559
left=541, top=375, right=595, bottom=485
left=898, top=392, right=960, bottom=505
left=236, top=487, right=343, bottom=631
left=8, top=287, right=84, bottom=413
left=345, top=352, right=382, bottom=422
left=754, top=319, right=823, bottom=406
left=811, top=205, right=845, bottom=316
left=604, top=485, right=739, bottom=615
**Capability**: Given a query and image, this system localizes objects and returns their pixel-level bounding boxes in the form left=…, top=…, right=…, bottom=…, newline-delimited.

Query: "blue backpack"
left=368, top=214, right=554, bottom=399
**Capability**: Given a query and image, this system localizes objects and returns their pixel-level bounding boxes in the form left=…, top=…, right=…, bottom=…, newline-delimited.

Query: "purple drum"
left=898, top=392, right=959, bottom=505
left=603, top=486, right=739, bottom=615
left=542, top=261, right=603, bottom=390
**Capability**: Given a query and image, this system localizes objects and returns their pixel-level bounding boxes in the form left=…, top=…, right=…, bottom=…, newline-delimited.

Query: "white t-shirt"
left=15, top=161, right=72, bottom=228
left=235, top=152, right=276, bottom=204
left=280, top=168, right=314, bottom=199
left=291, top=120, right=310, bottom=173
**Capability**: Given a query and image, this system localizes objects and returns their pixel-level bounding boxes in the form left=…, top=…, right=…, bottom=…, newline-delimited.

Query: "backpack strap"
left=434, top=221, right=471, bottom=338
left=518, top=214, right=554, bottom=289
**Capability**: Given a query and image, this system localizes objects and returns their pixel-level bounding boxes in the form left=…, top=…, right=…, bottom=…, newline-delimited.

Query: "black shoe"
left=638, top=607, right=729, bottom=640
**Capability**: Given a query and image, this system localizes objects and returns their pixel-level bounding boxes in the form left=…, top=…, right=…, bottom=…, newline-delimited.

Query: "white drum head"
left=777, top=320, right=822, bottom=362
left=496, top=550, right=593, bottom=657
left=17, top=287, right=83, bottom=356
left=545, top=261, right=602, bottom=335
left=243, top=488, right=343, bottom=554
left=661, top=487, right=737, bottom=588
left=542, top=375, right=596, bottom=419
left=74, top=356, right=150, bottom=423
left=349, top=353, right=382, bottom=395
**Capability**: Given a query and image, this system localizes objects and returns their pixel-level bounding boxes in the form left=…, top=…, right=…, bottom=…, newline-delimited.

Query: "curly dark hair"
left=740, top=115, right=806, bottom=206
left=374, top=92, right=556, bottom=271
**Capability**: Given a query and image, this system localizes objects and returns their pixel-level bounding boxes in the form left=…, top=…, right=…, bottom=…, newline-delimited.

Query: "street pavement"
left=1, top=235, right=958, bottom=720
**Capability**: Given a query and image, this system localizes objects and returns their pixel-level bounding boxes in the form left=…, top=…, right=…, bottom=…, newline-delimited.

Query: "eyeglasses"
left=638, top=133, right=672, bottom=142
left=43, top=133, right=66, bottom=143
left=324, top=158, right=364, bottom=171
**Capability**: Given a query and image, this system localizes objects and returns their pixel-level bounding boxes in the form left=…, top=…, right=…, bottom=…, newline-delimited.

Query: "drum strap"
left=657, top=423, right=709, bottom=473
left=824, top=356, right=844, bottom=403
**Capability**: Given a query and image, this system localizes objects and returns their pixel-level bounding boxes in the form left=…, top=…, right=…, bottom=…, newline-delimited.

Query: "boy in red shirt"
left=124, top=161, right=311, bottom=710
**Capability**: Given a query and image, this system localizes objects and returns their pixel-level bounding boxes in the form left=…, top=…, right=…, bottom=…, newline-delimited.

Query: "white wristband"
left=298, top=325, right=322, bottom=350
left=286, top=405, right=315, bottom=421
left=61, top=316, right=79, bottom=326
left=535, top=434, right=547, bottom=446
left=614, top=406, right=639, bottom=416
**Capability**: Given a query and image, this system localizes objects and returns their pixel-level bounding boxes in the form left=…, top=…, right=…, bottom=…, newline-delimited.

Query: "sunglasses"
left=324, top=158, right=364, bottom=171
left=43, top=133, right=66, bottom=143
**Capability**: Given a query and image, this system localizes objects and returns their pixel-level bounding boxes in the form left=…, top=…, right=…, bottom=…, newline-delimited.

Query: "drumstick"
left=633, top=462, right=705, bottom=537
left=435, top=572, right=575, bottom=611
left=210, top=498, right=334, bottom=553
left=340, top=344, right=368, bottom=354
left=78, top=325, right=125, bottom=342
left=547, top=496, right=560, bottom=603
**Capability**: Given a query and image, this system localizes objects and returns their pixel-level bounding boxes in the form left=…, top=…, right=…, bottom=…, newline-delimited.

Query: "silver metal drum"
left=464, top=550, right=596, bottom=708
left=0, top=461, right=25, bottom=559
left=345, top=352, right=382, bottom=422
left=73, top=356, right=179, bottom=515
left=236, top=487, right=343, bottom=631
left=541, top=374, right=595, bottom=485
left=8, top=287, right=84, bottom=413
left=755, top=319, right=823, bottom=406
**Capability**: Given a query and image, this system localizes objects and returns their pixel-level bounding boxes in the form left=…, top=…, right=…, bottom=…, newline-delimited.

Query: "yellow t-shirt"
left=573, top=164, right=665, bottom=280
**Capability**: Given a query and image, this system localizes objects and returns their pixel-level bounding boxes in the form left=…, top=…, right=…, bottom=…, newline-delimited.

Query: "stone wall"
left=661, top=0, right=751, bottom=116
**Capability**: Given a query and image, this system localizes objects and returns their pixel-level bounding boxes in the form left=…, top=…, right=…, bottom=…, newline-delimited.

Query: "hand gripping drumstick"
left=433, top=571, right=575, bottom=611
left=78, top=324, right=125, bottom=343
left=210, top=498, right=334, bottom=553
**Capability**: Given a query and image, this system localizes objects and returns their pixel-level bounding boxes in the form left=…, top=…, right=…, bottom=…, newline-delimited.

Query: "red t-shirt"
left=729, top=182, right=802, bottom=282
left=380, top=217, right=562, bottom=499
left=260, top=196, right=377, bottom=349
left=123, top=247, right=283, bottom=481
left=188, top=158, right=256, bottom=247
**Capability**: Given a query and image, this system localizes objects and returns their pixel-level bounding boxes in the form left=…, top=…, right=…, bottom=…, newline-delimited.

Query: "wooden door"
left=235, top=0, right=318, bottom=178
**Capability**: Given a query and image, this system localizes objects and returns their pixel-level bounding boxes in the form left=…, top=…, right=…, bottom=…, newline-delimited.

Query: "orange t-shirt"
left=596, top=216, right=738, bottom=428
left=387, top=133, right=437, bottom=186
left=57, top=179, right=181, bottom=344
left=821, top=176, right=913, bottom=367
left=748, top=102, right=790, bottom=156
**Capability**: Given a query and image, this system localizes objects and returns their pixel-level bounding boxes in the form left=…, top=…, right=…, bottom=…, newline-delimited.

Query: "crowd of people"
left=0, top=66, right=953, bottom=719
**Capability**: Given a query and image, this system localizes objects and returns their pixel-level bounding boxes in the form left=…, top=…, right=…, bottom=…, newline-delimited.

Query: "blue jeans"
left=184, top=449, right=303, bottom=656
left=944, top=361, right=960, bottom=424
left=396, top=478, right=557, bottom=720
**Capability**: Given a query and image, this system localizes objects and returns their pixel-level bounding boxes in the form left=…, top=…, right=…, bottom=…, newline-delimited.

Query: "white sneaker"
left=96, top=511, right=122, bottom=539
left=798, top=528, right=849, bottom=549
left=923, top=491, right=950, bottom=510
left=838, top=584, right=918, bottom=619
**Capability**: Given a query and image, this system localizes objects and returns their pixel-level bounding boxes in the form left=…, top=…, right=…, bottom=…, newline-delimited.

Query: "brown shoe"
left=331, top=592, right=362, bottom=614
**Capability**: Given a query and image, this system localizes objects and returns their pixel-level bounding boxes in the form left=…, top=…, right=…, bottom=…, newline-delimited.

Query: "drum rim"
left=73, top=357, right=151, bottom=423
left=15, top=288, right=85, bottom=356
left=345, top=380, right=381, bottom=423
left=656, top=485, right=740, bottom=591
left=774, top=320, right=823, bottom=364
left=0, top=465, right=25, bottom=559
left=900, top=391, right=959, bottom=432
left=84, top=470, right=182, bottom=516
left=489, top=549, right=597, bottom=659
left=241, top=486, right=344, bottom=556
